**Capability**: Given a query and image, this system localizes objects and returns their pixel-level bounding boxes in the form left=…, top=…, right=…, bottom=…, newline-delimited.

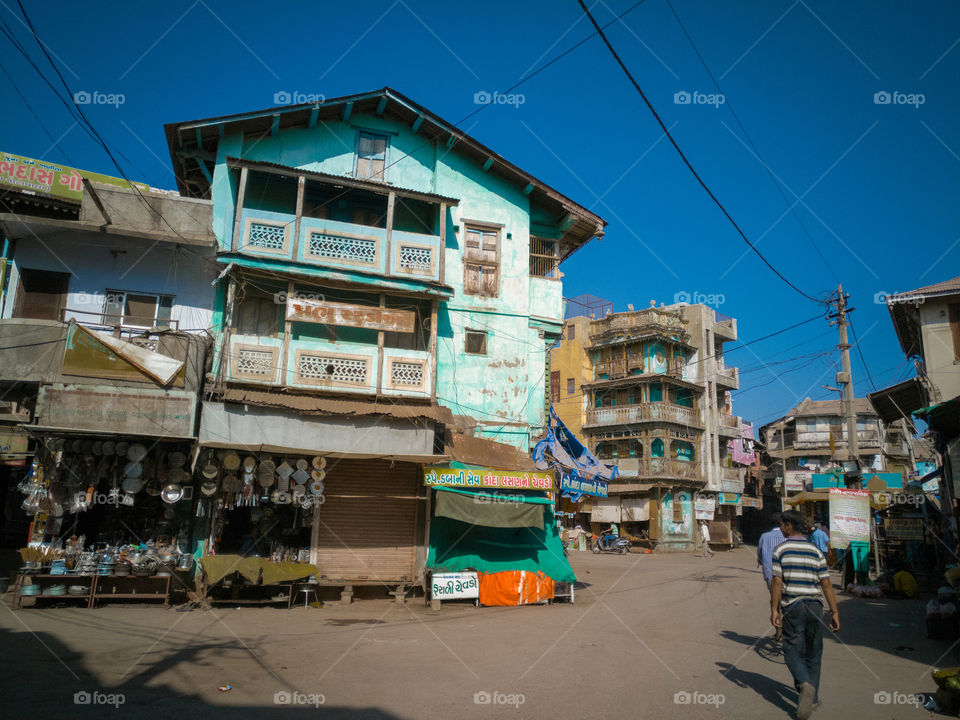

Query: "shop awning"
left=444, top=432, right=539, bottom=472
left=434, top=487, right=548, bottom=529
left=867, top=378, right=927, bottom=426
left=427, top=489, right=575, bottom=582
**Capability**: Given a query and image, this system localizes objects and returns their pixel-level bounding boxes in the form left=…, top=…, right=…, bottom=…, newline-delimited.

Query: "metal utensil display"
left=123, top=461, right=143, bottom=479
left=127, top=443, right=147, bottom=462
left=223, top=451, right=241, bottom=471
left=161, top=483, right=183, bottom=504
left=167, top=451, right=186, bottom=468
left=291, top=468, right=309, bottom=485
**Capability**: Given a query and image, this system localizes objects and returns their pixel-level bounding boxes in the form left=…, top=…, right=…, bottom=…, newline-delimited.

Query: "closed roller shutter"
left=313, top=459, right=420, bottom=582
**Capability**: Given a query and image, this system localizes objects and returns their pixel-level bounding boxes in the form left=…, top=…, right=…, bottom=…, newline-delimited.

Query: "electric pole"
left=832, top=285, right=860, bottom=477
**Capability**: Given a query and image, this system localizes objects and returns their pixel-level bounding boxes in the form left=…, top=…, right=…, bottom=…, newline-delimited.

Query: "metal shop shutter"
left=313, top=459, right=420, bottom=583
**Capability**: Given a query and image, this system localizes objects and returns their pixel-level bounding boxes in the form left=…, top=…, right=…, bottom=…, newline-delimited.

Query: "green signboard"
left=0, top=150, right=148, bottom=202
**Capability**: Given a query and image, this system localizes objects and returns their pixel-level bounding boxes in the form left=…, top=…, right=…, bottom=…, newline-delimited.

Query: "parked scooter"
left=592, top=534, right=630, bottom=555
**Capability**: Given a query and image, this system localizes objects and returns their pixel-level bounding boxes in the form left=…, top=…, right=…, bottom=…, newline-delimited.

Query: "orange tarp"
left=478, top=570, right=555, bottom=606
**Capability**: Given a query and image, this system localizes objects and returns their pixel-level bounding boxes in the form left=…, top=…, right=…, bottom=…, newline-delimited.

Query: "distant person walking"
left=811, top=523, right=829, bottom=555
left=758, top=513, right=787, bottom=641
left=699, top=520, right=714, bottom=557
left=770, top=510, right=840, bottom=720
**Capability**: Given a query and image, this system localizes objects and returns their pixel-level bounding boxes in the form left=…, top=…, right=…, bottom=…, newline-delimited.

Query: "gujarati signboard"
left=37, top=384, right=195, bottom=438
left=431, top=571, right=479, bottom=600
left=828, top=488, right=870, bottom=550
left=0, top=150, right=148, bottom=201
left=559, top=473, right=608, bottom=497
left=423, top=466, right=553, bottom=491
left=286, top=297, right=415, bottom=333
left=884, top=518, right=923, bottom=540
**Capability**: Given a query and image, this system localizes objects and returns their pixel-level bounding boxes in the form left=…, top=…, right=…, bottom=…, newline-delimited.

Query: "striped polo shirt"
left=771, top=539, right=829, bottom=607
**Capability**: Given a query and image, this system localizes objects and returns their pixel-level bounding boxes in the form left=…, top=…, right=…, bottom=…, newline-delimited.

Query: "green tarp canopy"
left=427, top=487, right=576, bottom=583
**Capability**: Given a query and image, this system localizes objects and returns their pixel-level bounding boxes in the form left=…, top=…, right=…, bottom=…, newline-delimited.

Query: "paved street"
left=1, top=547, right=950, bottom=719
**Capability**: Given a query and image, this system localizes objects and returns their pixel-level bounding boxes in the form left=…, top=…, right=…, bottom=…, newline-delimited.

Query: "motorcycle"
left=592, top=534, right=630, bottom=555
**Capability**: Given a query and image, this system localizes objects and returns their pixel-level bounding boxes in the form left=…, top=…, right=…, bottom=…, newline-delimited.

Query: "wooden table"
left=91, top=574, right=172, bottom=608
left=14, top=573, right=172, bottom=609
left=14, top=574, right=94, bottom=609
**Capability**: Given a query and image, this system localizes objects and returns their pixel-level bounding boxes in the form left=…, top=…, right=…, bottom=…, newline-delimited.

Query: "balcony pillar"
left=231, top=166, right=248, bottom=252
left=385, top=191, right=396, bottom=274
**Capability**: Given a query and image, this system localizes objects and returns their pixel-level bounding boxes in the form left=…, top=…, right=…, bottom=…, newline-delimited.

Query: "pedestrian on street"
left=758, top=513, right=786, bottom=586
left=758, top=513, right=787, bottom=640
left=699, top=520, right=713, bottom=557
left=770, top=510, right=840, bottom=720
left=810, top=522, right=829, bottom=555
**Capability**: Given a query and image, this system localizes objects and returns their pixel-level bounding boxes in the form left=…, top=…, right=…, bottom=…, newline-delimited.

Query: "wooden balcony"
left=598, top=456, right=700, bottom=482
left=225, top=335, right=432, bottom=399
left=585, top=403, right=700, bottom=428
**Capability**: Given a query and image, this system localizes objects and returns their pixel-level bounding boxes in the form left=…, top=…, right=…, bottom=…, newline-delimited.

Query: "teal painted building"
left=166, top=88, right=605, bottom=450
left=164, top=89, right=604, bottom=586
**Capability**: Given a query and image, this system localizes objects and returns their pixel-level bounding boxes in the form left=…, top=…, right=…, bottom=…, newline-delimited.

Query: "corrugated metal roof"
left=220, top=387, right=454, bottom=423
left=889, top=275, right=960, bottom=300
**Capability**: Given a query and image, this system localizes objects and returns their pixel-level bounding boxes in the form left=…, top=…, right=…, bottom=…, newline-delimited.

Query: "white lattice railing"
left=308, top=233, right=377, bottom=265
left=390, top=360, right=425, bottom=388
left=234, top=346, right=277, bottom=380
left=296, top=353, right=369, bottom=385
left=247, top=222, right=287, bottom=251
left=397, top=245, right=433, bottom=273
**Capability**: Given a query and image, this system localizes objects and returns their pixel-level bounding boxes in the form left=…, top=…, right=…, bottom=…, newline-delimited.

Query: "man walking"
left=811, top=522, right=829, bottom=555
left=758, top=514, right=786, bottom=640
left=698, top=520, right=714, bottom=557
left=770, top=510, right=840, bottom=720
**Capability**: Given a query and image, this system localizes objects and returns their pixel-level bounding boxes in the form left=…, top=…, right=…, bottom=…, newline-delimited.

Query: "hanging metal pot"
left=161, top=483, right=183, bottom=504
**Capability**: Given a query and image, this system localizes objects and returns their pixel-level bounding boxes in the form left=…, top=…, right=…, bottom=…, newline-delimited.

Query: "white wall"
left=920, top=298, right=960, bottom=400
left=2, top=229, right=216, bottom=332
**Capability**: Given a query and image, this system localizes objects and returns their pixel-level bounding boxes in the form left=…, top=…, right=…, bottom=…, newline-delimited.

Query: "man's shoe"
left=797, top=682, right=815, bottom=720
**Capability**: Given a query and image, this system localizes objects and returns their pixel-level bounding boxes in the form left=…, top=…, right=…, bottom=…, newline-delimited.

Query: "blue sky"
left=2, top=0, right=958, bottom=429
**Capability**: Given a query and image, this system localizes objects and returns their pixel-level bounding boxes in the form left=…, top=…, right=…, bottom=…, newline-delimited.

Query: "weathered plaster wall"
left=207, top=109, right=570, bottom=450
left=920, top=298, right=960, bottom=400
left=4, top=232, right=216, bottom=331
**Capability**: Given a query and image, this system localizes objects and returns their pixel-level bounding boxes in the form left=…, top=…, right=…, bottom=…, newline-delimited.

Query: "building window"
left=14, top=268, right=69, bottom=320
left=465, top=329, right=487, bottom=355
left=463, top=225, right=499, bottom=296
left=950, top=303, right=960, bottom=361
left=233, top=286, right=283, bottom=337
left=550, top=371, right=560, bottom=403
left=672, top=494, right=684, bottom=523
left=104, top=290, right=173, bottom=329
left=566, top=378, right=575, bottom=395
left=529, top=236, right=558, bottom=278
left=649, top=383, right=663, bottom=402
left=567, top=323, right=576, bottom=341
left=355, top=131, right=388, bottom=182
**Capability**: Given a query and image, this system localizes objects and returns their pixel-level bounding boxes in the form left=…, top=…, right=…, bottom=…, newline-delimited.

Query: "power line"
left=848, top=315, right=877, bottom=391
left=0, top=59, right=75, bottom=164
left=13, top=1, right=194, bottom=246
left=577, top=0, right=826, bottom=306
left=664, top=0, right=839, bottom=285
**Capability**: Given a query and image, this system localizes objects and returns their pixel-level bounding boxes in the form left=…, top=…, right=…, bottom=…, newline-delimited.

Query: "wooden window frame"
left=462, top=223, right=500, bottom=297
left=465, top=329, right=487, bottom=356
left=672, top=494, right=684, bottom=523
left=529, top=236, right=559, bottom=279
left=566, top=377, right=575, bottom=395
left=354, top=131, right=389, bottom=183
left=103, top=288, right=174, bottom=330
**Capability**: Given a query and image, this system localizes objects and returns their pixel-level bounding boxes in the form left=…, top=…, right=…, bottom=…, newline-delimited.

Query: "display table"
left=199, top=555, right=318, bottom=608
left=14, top=574, right=95, bottom=609
left=91, top=574, right=172, bottom=608
left=14, top=573, right=172, bottom=609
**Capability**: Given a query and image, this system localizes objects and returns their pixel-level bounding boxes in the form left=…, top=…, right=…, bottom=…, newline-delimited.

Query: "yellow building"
left=550, top=297, right=608, bottom=437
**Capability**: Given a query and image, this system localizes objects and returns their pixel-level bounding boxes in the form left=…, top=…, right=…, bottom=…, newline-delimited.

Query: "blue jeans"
left=782, top=599, right=824, bottom=701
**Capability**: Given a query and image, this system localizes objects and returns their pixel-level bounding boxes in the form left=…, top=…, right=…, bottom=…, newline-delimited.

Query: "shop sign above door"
left=423, top=466, right=554, bottom=491
left=286, top=297, right=415, bottom=333
left=37, top=384, right=195, bottom=438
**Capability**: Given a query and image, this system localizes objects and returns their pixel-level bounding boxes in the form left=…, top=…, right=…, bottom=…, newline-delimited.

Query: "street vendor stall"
left=424, top=462, right=573, bottom=607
